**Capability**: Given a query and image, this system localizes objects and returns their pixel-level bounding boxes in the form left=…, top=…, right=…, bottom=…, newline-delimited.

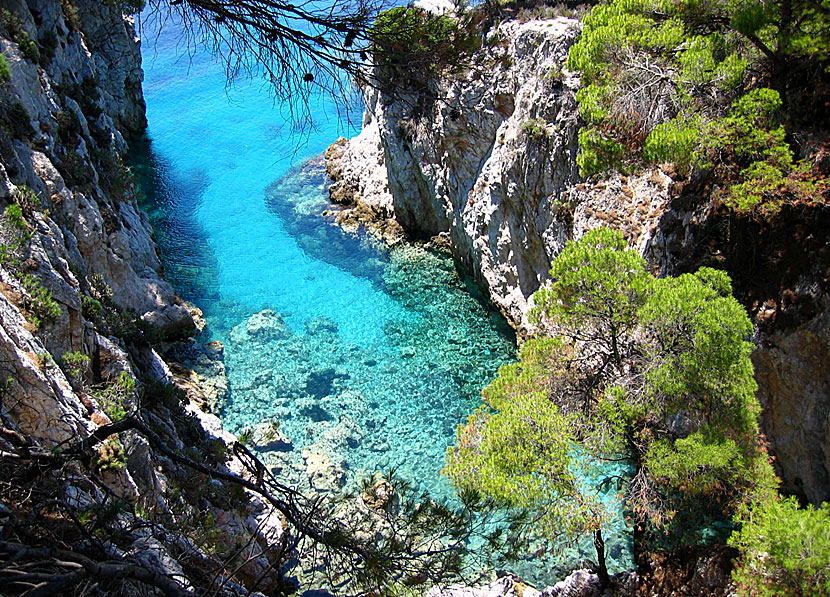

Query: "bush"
left=1, top=101, right=35, bottom=140
left=20, top=274, right=62, bottom=327
left=62, top=351, right=91, bottom=383
left=1, top=9, right=40, bottom=63
left=0, top=54, right=10, bottom=85
left=0, top=204, right=32, bottom=267
left=12, top=185, right=42, bottom=217
left=94, top=371, right=136, bottom=422
left=371, top=6, right=480, bottom=93
left=730, top=496, right=830, bottom=595
left=521, top=117, right=548, bottom=139
left=56, top=110, right=82, bottom=145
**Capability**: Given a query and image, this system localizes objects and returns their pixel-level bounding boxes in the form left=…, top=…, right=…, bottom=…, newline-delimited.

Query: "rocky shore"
left=326, top=13, right=830, bottom=506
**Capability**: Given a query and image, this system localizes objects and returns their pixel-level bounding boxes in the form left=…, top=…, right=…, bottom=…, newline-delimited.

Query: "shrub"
left=521, top=117, right=548, bottom=139
left=12, top=185, right=42, bottom=217
left=371, top=6, right=480, bottom=94
left=20, top=274, right=62, bottom=326
left=1, top=9, right=40, bottom=63
left=59, top=149, right=94, bottom=187
left=62, top=351, right=91, bottom=383
left=730, top=496, right=830, bottom=595
left=94, top=371, right=136, bottom=422
left=94, top=437, right=126, bottom=472
left=0, top=54, right=10, bottom=85
left=1, top=101, right=35, bottom=140
left=60, top=0, right=81, bottom=31
left=0, top=204, right=31, bottom=267
left=56, top=110, right=82, bottom=144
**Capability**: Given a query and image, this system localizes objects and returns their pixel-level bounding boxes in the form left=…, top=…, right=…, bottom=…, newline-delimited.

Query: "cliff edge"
left=327, top=13, right=830, bottom=505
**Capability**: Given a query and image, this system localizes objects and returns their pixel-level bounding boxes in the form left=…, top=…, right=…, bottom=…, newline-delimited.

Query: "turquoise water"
left=131, top=13, right=633, bottom=588
left=131, top=15, right=515, bottom=499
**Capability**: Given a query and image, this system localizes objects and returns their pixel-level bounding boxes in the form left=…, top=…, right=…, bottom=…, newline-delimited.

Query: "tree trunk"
left=594, top=528, right=610, bottom=589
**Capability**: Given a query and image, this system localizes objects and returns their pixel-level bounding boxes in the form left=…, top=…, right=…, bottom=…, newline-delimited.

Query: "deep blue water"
left=130, top=12, right=632, bottom=587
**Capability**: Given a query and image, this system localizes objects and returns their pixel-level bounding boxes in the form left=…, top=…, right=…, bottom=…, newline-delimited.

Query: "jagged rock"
left=244, top=309, right=292, bottom=341
left=131, top=537, right=192, bottom=591
left=360, top=475, right=399, bottom=515
left=542, top=570, right=600, bottom=597
left=302, top=445, right=346, bottom=492
left=0, top=290, right=92, bottom=444
left=241, top=421, right=294, bottom=453
left=141, top=303, right=197, bottom=339
left=0, top=3, right=286, bottom=594
left=426, top=575, right=542, bottom=597
left=328, top=18, right=582, bottom=331
left=753, top=302, right=830, bottom=503
left=304, top=315, right=339, bottom=335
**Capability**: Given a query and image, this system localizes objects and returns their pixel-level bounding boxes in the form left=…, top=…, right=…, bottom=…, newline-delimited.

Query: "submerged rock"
left=246, top=309, right=292, bottom=340
left=240, top=421, right=294, bottom=453
left=302, top=445, right=346, bottom=492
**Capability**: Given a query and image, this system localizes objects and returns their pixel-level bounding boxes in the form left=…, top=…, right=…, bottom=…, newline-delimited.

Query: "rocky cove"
left=0, top=0, right=828, bottom=596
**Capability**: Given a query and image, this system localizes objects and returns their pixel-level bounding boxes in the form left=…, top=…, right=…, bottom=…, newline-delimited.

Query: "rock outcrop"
left=328, top=17, right=583, bottom=330
left=0, top=1, right=283, bottom=593
left=328, top=13, right=830, bottom=504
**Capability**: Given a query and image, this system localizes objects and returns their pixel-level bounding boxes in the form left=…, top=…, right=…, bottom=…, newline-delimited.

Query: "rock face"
left=329, top=15, right=830, bottom=503
left=753, top=303, right=830, bottom=503
left=329, top=18, right=583, bottom=330
left=0, top=2, right=281, bottom=593
left=0, top=0, right=193, bottom=348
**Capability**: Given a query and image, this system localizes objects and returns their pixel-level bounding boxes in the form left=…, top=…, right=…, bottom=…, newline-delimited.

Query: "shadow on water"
left=264, top=157, right=389, bottom=284
left=127, top=133, right=223, bottom=310
left=264, top=157, right=516, bottom=343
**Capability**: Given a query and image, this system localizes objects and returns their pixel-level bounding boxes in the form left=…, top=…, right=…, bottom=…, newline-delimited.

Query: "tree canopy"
left=566, top=0, right=830, bottom=212
left=445, top=228, right=777, bottom=584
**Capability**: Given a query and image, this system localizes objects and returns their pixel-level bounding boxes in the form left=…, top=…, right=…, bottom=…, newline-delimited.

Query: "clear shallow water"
left=131, top=13, right=632, bottom=588
left=131, top=15, right=514, bottom=499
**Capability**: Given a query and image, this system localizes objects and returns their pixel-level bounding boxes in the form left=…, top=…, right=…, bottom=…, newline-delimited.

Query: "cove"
left=128, top=14, right=516, bottom=505
left=129, top=13, right=635, bottom=587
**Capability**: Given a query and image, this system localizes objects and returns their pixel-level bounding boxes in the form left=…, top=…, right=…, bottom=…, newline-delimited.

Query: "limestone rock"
left=302, top=445, right=346, bottom=492
left=542, top=570, right=600, bottom=597
left=241, top=421, right=294, bottom=453
left=753, top=302, right=830, bottom=503
left=360, top=475, right=399, bottom=515
left=426, top=575, right=542, bottom=597
left=328, top=18, right=583, bottom=330
left=245, top=309, right=292, bottom=341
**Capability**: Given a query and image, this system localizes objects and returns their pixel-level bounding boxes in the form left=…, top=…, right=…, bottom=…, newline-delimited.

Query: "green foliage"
left=533, top=227, right=649, bottom=340
left=20, top=274, right=61, bottom=326
left=0, top=204, right=31, bottom=267
left=12, top=185, right=43, bottom=217
left=1, top=100, right=35, bottom=140
left=94, top=436, right=126, bottom=472
left=373, top=7, right=457, bottom=65
left=60, top=149, right=94, bottom=187
left=698, top=88, right=815, bottom=213
left=56, top=110, right=82, bottom=145
left=60, top=0, right=82, bottom=31
left=521, top=118, right=549, bottom=139
left=0, top=54, right=10, bottom=85
left=642, top=118, right=701, bottom=173
left=566, top=0, right=830, bottom=209
left=371, top=6, right=481, bottom=94
left=62, top=350, right=91, bottom=383
left=447, top=228, right=774, bottom=567
left=1, top=9, right=39, bottom=63
left=94, top=371, right=136, bottom=422
left=575, top=128, right=624, bottom=178
left=730, top=496, right=830, bottom=595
